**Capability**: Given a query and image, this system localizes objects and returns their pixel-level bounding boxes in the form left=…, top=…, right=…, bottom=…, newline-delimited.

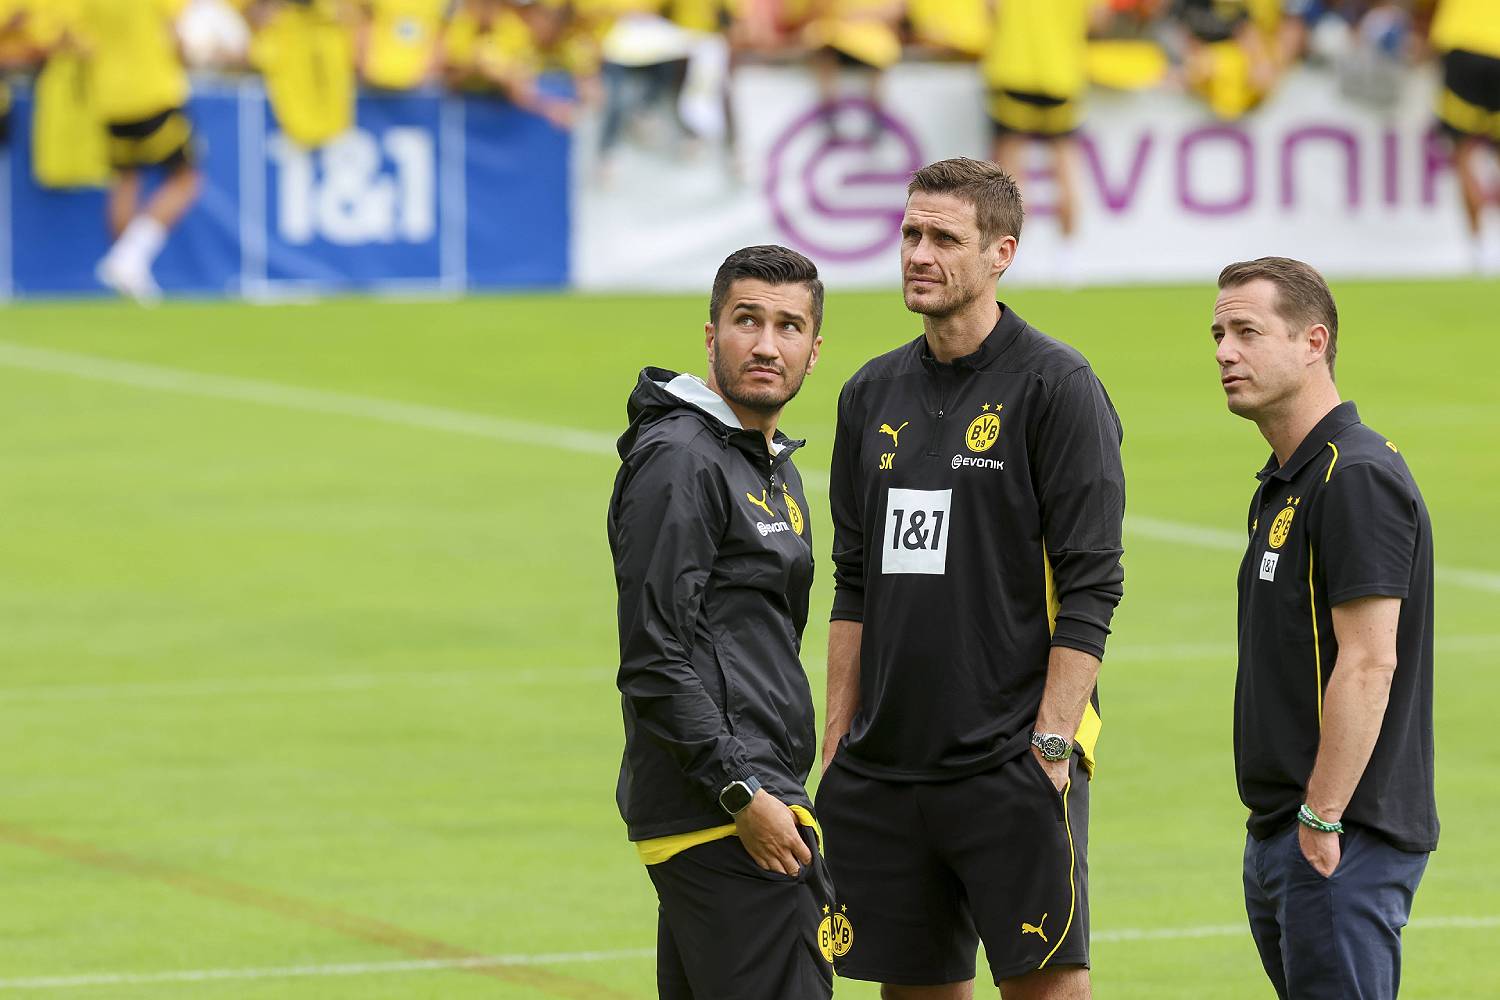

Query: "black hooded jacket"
left=609, top=368, right=817, bottom=842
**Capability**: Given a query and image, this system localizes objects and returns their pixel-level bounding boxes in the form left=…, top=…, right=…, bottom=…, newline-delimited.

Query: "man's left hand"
left=1298, top=823, right=1342, bottom=877
left=1032, top=746, right=1070, bottom=793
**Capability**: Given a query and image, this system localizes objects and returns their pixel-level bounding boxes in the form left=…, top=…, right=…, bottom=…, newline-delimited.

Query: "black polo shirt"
left=1234, top=401, right=1439, bottom=853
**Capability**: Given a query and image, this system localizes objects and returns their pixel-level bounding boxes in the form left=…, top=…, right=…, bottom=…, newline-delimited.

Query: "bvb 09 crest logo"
left=965, top=404, right=1003, bottom=454
left=1269, top=505, right=1297, bottom=549
left=784, top=489, right=805, bottom=536
left=818, top=906, right=854, bottom=963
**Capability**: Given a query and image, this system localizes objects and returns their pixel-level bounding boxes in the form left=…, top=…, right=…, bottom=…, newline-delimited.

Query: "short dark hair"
left=709, top=245, right=825, bottom=335
left=1217, top=257, right=1339, bottom=379
left=907, top=157, right=1024, bottom=248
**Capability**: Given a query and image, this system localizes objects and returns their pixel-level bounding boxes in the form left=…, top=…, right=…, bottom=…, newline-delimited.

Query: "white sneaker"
left=96, top=254, right=162, bottom=305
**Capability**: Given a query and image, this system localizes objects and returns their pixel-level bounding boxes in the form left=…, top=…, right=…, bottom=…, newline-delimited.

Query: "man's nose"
left=751, top=326, right=780, bottom=359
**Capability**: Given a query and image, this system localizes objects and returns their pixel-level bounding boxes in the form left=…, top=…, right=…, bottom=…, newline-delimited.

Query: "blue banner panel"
left=1, top=80, right=569, bottom=299
left=252, top=91, right=450, bottom=294
left=462, top=93, right=570, bottom=290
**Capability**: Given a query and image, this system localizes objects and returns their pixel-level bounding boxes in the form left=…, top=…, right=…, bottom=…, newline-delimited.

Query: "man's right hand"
left=734, top=790, right=812, bottom=876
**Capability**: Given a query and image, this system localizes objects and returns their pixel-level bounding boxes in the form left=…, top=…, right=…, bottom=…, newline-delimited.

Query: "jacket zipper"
left=926, top=373, right=963, bottom=457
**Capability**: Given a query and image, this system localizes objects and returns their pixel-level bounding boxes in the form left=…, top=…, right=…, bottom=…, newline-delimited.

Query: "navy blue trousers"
left=1243, top=823, right=1428, bottom=999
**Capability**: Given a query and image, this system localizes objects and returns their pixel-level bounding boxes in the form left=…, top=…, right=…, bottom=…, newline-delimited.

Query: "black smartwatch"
left=718, top=775, right=762, bottom=815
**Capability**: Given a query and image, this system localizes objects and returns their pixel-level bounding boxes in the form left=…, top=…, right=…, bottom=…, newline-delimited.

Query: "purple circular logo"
left=765, top=99, right=923, bottom=264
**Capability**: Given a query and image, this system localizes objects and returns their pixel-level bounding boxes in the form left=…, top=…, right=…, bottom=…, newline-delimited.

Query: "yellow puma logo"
left=746, top=490, right=776, bottom=518
left=879, top=421, right=909, bottom=448
left=1021, top=913, right=1048, bottom=943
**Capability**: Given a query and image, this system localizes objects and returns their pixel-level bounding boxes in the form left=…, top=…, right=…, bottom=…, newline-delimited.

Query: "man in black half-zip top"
left=816, top=158, right=1125, bottom=1000
left=609, top=245, right=834, bottom=1000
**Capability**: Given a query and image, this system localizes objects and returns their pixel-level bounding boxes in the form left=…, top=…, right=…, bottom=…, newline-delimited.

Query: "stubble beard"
left=905, top=277, right=984, bottom=319
left=713, top=351, right=808, bottom=415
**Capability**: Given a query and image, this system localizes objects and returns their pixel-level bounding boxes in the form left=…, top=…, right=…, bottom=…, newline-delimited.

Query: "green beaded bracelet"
left=1297, top=803, right=1344, bottom=834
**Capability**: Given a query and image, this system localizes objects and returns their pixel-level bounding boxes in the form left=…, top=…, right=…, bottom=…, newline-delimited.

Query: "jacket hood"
left=619, top=366, right=793, bottom=459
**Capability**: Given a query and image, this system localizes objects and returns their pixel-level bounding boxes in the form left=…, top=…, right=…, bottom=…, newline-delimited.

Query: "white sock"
left=109, top=216, right=168, bottom=271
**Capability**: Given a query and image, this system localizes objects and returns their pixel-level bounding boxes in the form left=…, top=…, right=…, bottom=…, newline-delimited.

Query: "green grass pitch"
left=1, top=280, right=1497, bottom=998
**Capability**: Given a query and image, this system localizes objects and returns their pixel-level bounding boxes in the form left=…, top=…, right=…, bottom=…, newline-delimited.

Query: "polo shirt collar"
left=1258, top=400, right=1361, bottom=483
left=919, top=302, right=1025, bottom=371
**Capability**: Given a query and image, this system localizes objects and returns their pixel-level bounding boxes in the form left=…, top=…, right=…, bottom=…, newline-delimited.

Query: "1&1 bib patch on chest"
left=882, top=488, right=953, bottom=575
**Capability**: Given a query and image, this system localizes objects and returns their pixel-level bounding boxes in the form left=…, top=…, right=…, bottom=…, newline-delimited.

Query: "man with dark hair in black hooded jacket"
left=608, top=244, right=834, bottom=999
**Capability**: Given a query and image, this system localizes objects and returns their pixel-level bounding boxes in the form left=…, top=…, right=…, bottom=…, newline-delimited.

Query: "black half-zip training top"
left=829, top=304, right=1126, bottom=781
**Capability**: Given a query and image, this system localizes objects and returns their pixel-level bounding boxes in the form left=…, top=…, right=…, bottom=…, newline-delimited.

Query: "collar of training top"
left=658, top=372, right=789, bottom=456
left=1256, top=400, right=1362, bottom=483
left=918, top=302, right=1026, bottom=371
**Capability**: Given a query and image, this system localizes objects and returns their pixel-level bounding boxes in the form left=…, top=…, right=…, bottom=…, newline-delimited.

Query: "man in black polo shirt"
left=817, top=157, right=1125, bottom=998
left=610, top=245, right=834, bottom=999
left=1212, top=257, right=1438, bottom=999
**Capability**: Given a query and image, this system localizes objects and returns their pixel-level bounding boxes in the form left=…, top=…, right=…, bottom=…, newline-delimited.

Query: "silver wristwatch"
left=1031, top=732, right=1072, bottom=762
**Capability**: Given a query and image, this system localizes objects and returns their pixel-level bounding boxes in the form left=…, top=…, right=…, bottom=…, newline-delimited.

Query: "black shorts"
left=988, top=89, right=1081, bottom=140
left=107, top=108, right=196, bottom=171
left=646, top=826, right=835, bottom=1000
left=815, top=752, right=1089, bottom=986
left=1438, top=49, right=1500, bottom=143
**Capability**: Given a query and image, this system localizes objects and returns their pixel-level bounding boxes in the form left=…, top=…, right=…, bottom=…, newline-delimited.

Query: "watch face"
left=1040, top=735, right=1070, bottom=761
left=720, top=782, right=752, bottom=814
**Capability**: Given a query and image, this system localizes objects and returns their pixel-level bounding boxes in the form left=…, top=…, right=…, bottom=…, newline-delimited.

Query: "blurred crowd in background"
left=0, top=2, right=1484, bottom=139
left=0, top=0, right=1496, bottom=296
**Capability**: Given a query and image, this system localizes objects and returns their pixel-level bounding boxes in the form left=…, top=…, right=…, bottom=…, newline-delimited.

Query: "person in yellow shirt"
left=445, top=0, right=595, bottom=129
left=905, top=0, right=989, bottom=60
left=984, top=0, right=1102, bottom=283
left=73, top=0, right=202, bottom=301
left=0, top=0, right=46, bottom=146
left=803, top=0, right=903, bottom=140
left=1431, top=0, right=1500, bottom=274
left=357, top=0, right=445, bottom=90
left=1171, top=0, right=1276, bottom=120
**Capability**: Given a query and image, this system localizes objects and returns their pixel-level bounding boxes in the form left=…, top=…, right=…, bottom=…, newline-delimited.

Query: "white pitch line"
left=3, top=916, right=1496, bottom=990
left=4, top=341, right=1499, bottom=593
left=0, top=342, right=619, bottom=457
left=0, top=665, right=604, bottom=705
left=2, top=633, right=1497, bottom=705
left=1093, top=914, right=1500, bottom=944
left=1090, top=632, right=1500, bottom=664
left=0, top=948, right=656, bottom=992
